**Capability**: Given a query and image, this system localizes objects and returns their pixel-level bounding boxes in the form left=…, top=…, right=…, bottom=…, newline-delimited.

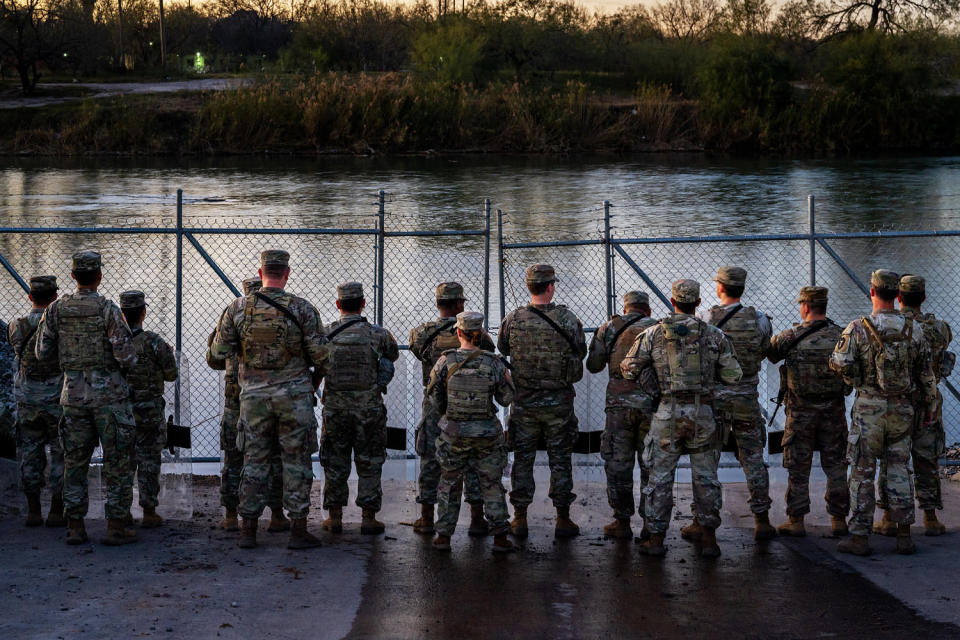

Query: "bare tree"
left=0, top=0, right=69, bottom=93
left=651, top=0, right=724, bottom=39
left=804, top=0, right=959, bottom=33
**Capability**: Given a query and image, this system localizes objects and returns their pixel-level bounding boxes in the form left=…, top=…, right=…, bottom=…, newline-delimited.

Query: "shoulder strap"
left=422, top=319, right=457, bottom=351
left=425, top=349, right=484, bottom=396
left=610, top=315, right=647, bottom=347
left=253, top=291, right=316, bottom=366
left=861, top=316, right=883, bottom=347
left=526, top=305, right=579, bottom=353
left=326, top=317, right=367, bottom=342
left=715, top=304, right=743, bottom=330
left=782, top=320, right=829, bottom=357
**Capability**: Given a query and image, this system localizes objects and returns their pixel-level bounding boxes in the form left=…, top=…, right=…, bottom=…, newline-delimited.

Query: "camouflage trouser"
left=15, top=403, right=64, bottom=495
left=848, top=396, right=915, bottom=537
left=643, top=399, right=721, bottom=535
left=601, top=406, right=651, bottom=521
left=435, top=431, right=510, bottom=537
left=879, top=392, right=944, bottom=512
left=131, top=398, right=166, bottom=510
left=508, top=399, right=578, bottom=509
left=716, top=393, right=772, bottom=514
left=321, top=403, right=386, bottom=511
left=61, top=402, right=136, bottom=520
left=238, top=390, right=318, bottom=520
left=415, top=398, right=483, bottom=506
left=220, top=405, right=284, bottom=512
left=782, top=403, right=849, bottom=518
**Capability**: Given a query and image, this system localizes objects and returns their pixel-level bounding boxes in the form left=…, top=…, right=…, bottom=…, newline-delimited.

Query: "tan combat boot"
left=432, top=533, right=452, bottom=551
left=837, top=534, right=872, bottom=556
left=924, top=509, right=947, bottom=536
left=492, top=533, right=516, bottom=553
left=637, top=522, right=652, bottom=541
left=413, top=504, right=435, bottom=534
left=555, top=507, right=580, bottom=538
left=830, top=516, right=849, bottom=537
left=322, top=506, right=343, bottom=534
left=700, top=526, right=721, bottom=558
left=468, top=503, right=490, bottom=537
left=872, top=509, right=897, bottom=537
left=46, top=493, right=66, bottom=528
left=140, top=506, right=163, bottom=529
left=238, top=517, right=258, bottom=549
left=510, top=506, right=529, bottom=539
left=638, top=532, right=666, bottom=557
left=361, top=509, right=385, bottom=535
left=680, top=520, right=702, bottom=541
left=777, top=515, right=806, bottom=537
left=896, top=523, right=917, bottom=555
left=220, top=508, right=240, bottom=532
left=267, top=507, right=290, bottom=533
left=102, top=518, right=139, bottom=546
left=66, top=518, right=88, bottom=545
left=754, top=512, right=777, bottom=541
left=25, top=493, right=43, bottom=527
left=603, top=518, right=633, bottom=540
left=287, top=518, right=322, bottom=550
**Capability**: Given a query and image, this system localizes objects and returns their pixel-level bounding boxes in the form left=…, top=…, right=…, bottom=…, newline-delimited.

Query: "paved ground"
left=1, top=458, right=959, bottom=639
left=0, top=79, right=250, bottom=109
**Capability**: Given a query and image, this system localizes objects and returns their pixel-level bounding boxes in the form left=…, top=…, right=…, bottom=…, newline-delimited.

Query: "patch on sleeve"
left=836, top=335, right=850, bottom=354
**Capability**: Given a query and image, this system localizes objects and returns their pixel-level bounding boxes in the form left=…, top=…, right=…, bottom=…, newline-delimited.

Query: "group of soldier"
left=6, top=247, right=953, bottom=559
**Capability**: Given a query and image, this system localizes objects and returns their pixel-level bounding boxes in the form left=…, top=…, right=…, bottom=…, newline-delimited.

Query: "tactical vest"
left=16, top=314, right=60, bottom=380
left=509, top=306, right=582, bottom=388
left=445, top=351, right=497, bottom=421
left=785, top=322, right=845, bottom=399
left=126, top=331, right=165, bottom=402
left=417, top=320, right=461, bottom=386
left=325, top=320, right=379, bottom=392
left=608, top=315, right=654, bottom=379
left=239, top=294, right=300, bottom=370
left=915, top=312, right=952, bottom=381
left=57, top=294, right=115, bottom=371
left=656, top=317, right=709, bottom=394
left=862, top=316, right=914, bottom=395
left=708, top=305, right=764, bottom=377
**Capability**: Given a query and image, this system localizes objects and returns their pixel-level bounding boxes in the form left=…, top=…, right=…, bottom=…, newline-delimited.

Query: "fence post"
left=376, top=189, right=385, bottom=326
left=483, top=199, right=491, bottom=330
left=808, top=194, right=816, bottom=286
left=497, top=209, right=506, bottom=322
left=603, top=200, right=613, bottom=318
left=174, top=188, right=183, bottom=426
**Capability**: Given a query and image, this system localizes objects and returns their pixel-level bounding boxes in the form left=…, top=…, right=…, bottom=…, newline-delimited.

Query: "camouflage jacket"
left=410, top=316, right=495, bottom=387
left=211, top=287, right=329, bottom=398
left=321, top=313, right=399, bottom=410
left=586, top=312, right=659, bottom=410
left=206, top=312, right=241, bottom=410
left=428, top=348, right=514, bottom=438
left=0, top=321, right=14, bottom=443
left=36, top=289, right=136, bottom=408
left=699, top=302, right=771, bottom=398
left=901, top=307, right=953, bottom=385
left=8, top=308, right=63, bottom=406
left=767, top=319, right=848, bottom=409
left=126, top=325, right=178, bottom=403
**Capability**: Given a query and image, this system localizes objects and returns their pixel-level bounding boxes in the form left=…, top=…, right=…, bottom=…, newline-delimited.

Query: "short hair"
left=675, top=300, right=697, bottom=314
left=340, top=297, right=364, bottom=313
left=122, top=306, right=145, bottom=326
left=30, top=290, right=56, bottom=306
left=720, top=283, right=744, bottom=299
left=806, top=302, right=827, bottom=315
left=73, top=269, right=101, bottom=286
left=900, top=291, right=925, bottom=308
left=527, top=281, right=552, bottom=296
left=625, top=303, right=651, bottom=316
left=874, top=287, right=898, bottom=302
left=263, top=265, right=288, bottom=279
left=436, top=299, right=462, bottom=313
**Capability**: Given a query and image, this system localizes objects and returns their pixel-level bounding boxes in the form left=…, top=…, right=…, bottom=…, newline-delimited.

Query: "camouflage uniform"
left=767, top=287, right=849, bottom=519
left=320, top=282, right=399, bottom=513
left=498, top=266, right=587, bottom=511
left=586, top=291, right=658, bottom=522
left=622, top=280, right=742, bottom=536
left=700, top=267, right=772, bottom=515
left=0, top=320, right=16, bottom=458
left=428, top=312, right=515, bottom=538
left=8, top=276, right=64, bottom=499
left=829, top=271, right=938, bottom=538
left=36, top=252, right=138, bottom=521
left=211, top=251, right=329, bottom=521
left=119, top=291, right=178, bottom=511
left=409, top=283, right=494, bottom=507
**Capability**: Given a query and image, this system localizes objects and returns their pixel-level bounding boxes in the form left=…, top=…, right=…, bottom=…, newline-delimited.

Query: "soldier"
left=621, top=279, right=741, bottom=558
left=119, top=290, right=178, bottom=529
left=320, top=282, right=399, bottom=535
left=766, top=286, right=850, bottom=537
left=829, top=269, right=938, bottom=556
left=874, top=275, right=953, bottom=537
left=699, top=266, right=775, bottom=541
left=36, top=251, right=138, bottom=546
left=498, top=264, right=587, bottom=539
left=586, top=290, right=659, bottom=540
left=428, top=311, right=516, bottom=553
left=206, top=277, right=289, bottom=534
left=8, top=275, right=65, bottom=528
left=409, top=282, right=495, bottom=536
left=211, top=250, right=329, bottom=550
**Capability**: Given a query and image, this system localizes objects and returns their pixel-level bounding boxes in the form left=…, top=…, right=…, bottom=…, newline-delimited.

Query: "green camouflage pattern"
left=427, top=349, right=514, bottom=437
left=127, top=329, right=178, bottom=402
left=14, top=404, right=64, bottom=495
left=435, top=432, right=510, bottom=537
left=586, top=313, right=659, bottom=410
left=320, top=403, right=387, bottom=511
left=0, top=321, right=15, bottom=453
left=601, top=407, right=651, bottom=520
left=507, top=399, right=579, bottom=509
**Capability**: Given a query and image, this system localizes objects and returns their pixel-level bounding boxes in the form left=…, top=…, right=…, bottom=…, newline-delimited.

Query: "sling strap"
left=526, top=305, right=580, bottom=354
left=609, top=314, right=648, bottom=348
left=422, top=319, right=457, bottom=352
left=325, top=317, right=366, bottom=342
left=252, top=291, right=317, bottom=367
left=714, top=304, right=743, bottom=330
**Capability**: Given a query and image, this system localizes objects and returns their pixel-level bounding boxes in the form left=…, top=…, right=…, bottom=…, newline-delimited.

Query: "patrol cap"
left=871, top=269, right=900, bottom=291
left=119, top=290, right=146, bottom=308
left=623, top=290, right=649, bottom=306
left=795, top=286, right=828, bottom=304
left=260, top=250, right=290, bottom=269
left=899, top=274, right=925, bottom=293
left=714, top=266, right=747, bottom=287
left=456, top=311, right=484, bottom=331
left=242, top=277, right=263, bottom=295
left=436, top=282, right=466, bottom=301
left=29, top=275, right=58, bottom=294
left=71, top=250, right=102, bottom=273
left=671, top=279, right=700, bottom=304
left=337, top=281, right=364, bottom=301
left=526, top=264, right=557, bottom=285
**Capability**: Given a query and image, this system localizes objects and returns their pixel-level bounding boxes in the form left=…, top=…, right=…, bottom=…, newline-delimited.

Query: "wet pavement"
left=2, top=458, right=959, bottom=639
